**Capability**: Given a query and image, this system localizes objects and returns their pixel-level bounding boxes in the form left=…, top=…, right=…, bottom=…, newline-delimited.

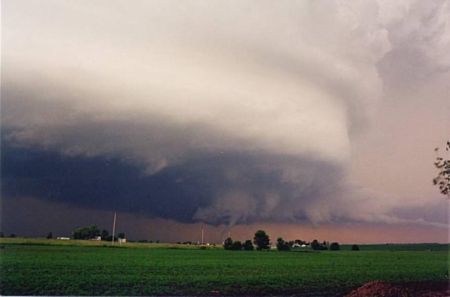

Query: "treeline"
left=223, top=230, right=271, bottom=251
left=0, top=232, right=16, bottom=238
left=223, top=230, right=360, bottom=251
left=72, top=225, right=125, bottom=241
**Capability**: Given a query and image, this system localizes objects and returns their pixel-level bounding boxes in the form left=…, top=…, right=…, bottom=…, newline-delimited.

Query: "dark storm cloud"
left=1, top=143, right=211, bottom=222
left=1, top=141, right=344, bottom=225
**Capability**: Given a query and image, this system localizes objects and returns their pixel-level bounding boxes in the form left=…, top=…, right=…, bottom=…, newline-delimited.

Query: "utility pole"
left=201, top=224, right=204, bottom=245
left=112, top=212, right=117, bottom=245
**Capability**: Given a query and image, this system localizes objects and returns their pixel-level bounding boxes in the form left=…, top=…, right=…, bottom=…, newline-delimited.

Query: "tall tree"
left=223, top=237, right=233, bottom=250
left=253, top=230, right=270, bottom=250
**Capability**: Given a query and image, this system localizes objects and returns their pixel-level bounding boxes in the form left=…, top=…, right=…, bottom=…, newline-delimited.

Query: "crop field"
left=0, top=239, right=448, bottom=296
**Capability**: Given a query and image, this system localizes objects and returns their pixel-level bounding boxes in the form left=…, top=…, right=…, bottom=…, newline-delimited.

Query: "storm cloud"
left=2, top=0, right=449, bottom=228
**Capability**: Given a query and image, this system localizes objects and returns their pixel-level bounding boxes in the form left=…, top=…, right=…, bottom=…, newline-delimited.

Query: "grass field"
left=0, top=238, right=448, bottom=296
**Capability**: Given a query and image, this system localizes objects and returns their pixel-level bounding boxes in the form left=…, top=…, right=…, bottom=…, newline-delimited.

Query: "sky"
left=1, top=0, right=449, bottom=243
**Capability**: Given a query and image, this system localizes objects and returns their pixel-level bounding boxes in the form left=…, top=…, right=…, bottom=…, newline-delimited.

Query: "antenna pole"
left=112, top=212, right=117, bottom=245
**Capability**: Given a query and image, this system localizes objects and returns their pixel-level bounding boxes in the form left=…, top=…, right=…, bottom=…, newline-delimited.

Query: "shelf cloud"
left=2, top=0, right=449, bottom=228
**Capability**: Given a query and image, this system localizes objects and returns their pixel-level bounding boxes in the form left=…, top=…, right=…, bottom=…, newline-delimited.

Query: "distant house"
left=118, top=238, right=127, bottom=244
left=57, top=237, right=70, bottom=240
left=292, top=243, right=308, bottom=248
left=91, top=236, right=102, bottom=241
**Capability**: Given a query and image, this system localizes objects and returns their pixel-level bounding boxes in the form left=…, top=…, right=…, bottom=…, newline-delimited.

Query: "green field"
left=0, top=239, right=448, bottom=296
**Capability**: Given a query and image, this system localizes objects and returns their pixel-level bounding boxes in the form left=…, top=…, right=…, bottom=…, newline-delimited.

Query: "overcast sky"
left=2, top=0, right=449, bottom=242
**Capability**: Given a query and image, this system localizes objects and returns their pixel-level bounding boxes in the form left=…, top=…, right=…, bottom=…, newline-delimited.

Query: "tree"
left=295, top=239, right=306, bottom=245
left=329, top=242, right=340, bottom=251
left=253, top=230, right=270, bottom=250
left=46, top=232, right=53, bottom=239
left=311, top=239, right=327, bottom=250
left=243, top=240, right=254, bottom=251
left=276, top=237, right=290, bottom=251
left=223, top=237, right=233, bottom=250
left=351, top=244, right=360, bottom=251
left=72, top=225, right=100, bottom=240
left=118, top=232, right=125, bottom=239
left=101, top=229, right=109, bottom=240
left=433, top=141, right=450, bottom=197
left=231, top=240, right=243, bottom=250
left=311, top=239, right=320, bottom=250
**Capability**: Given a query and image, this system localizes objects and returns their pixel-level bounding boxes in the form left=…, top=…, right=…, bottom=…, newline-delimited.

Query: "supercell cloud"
left=2, top=0, right=449, bottom=227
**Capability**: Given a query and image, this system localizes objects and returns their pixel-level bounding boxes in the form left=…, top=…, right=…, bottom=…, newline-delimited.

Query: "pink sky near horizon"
left=2, top=197, right=448, bottom=244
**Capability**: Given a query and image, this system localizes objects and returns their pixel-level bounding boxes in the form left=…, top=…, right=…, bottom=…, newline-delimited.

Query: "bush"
left=351, top=244, right=360, bottom=251
left=330, top=242, right=340, bottom=251
left=105, top=235, right=118, bottom=241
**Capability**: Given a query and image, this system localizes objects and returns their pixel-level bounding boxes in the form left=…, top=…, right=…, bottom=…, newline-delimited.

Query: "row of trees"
left=224, top=230, right=270, bottom=251
left=72, top=225, right=125, bottom=241
left=276, top=238, right=341, bottom=251
left=223, top=238, right=255, bottom=250
left=223, top=230, right=360, bottom=252
left=0, top=232, right=16, bottom=238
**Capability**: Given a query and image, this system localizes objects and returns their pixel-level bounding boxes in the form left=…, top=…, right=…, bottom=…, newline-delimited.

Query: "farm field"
left=0, top=239, right=448, bottom=296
